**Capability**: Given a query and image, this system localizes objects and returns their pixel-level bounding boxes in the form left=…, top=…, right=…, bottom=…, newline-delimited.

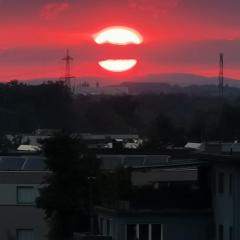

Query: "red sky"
left=1, top=0, right=240, bottom=82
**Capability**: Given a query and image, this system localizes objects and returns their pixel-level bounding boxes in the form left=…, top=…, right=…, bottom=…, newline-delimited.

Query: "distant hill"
left=15, top=73, right=240, bottom=92
left=120, top=82, right=240, bottom=96
left=20, top=77, right=110, bottom=86
left=117, top=73, right=240, bottom=96
left=124, top=73, right=240, bottom=87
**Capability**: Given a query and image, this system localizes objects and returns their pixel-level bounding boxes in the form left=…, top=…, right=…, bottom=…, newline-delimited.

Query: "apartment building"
left=0, top=155, right=48, bottom=240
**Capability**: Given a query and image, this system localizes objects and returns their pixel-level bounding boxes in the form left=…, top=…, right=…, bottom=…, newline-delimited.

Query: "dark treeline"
left=1, top=80, right=240, bottom=144
left=0, top=81, right=73, bottom=133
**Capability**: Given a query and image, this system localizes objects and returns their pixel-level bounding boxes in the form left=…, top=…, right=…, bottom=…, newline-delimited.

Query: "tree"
left=0, top=134, right=15, bottom=152
left=146, top=113, right=186, bottom=148
left=37, top=135, right=100, bottom=240
left=96, top=167, right=132, bottom=208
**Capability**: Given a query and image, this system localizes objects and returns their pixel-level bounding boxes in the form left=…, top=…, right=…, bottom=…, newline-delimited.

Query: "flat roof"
left=95, top=206, right=212, bottom=217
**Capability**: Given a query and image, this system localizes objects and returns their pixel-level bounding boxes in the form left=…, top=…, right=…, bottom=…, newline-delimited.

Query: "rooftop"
left=0, top=156, right=46, bottom=171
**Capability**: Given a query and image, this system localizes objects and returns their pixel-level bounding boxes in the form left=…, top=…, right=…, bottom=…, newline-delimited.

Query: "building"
left=185, top=142, right=240, bottom=239
left=74, top=86, right=129, bottom=96
left=0, top=155, right=48, bottom=240
left=185, top=141, right=240, bottom=154
left=97, top=208, right=212, bottom=240
left=198, top=154, right=240, bottom=240
left=96, top=154, right=213, bottom=240
left=72, top=134, right=143, bottom=150
left=0, top=151, right=240, bottom=240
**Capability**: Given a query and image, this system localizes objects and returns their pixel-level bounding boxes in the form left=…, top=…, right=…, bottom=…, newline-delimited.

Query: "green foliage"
left=96, top=168, right=132, bottom=208
left=189, top=99, right=240, bottom=142
left=37, top=135, right=100, bottom=240
left=0, top=81, right=73, bottom=134
left=0, top=135, right=17, bottom=152
left=145, top=113, right=187, bottom=148
left=2, top=81, right=240, bottom=143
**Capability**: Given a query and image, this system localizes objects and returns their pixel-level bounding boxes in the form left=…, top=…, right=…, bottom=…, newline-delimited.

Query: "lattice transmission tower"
left=61, top=49, right=75, bottom=89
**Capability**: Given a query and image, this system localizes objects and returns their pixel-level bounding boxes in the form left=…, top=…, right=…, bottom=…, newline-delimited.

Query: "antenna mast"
left=219, top=53, right=224, bottom=98
left=218, top=53, right=225, bottom=143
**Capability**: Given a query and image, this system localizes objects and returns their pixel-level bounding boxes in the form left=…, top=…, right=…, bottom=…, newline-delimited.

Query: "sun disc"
left=94, top=27, right=143, bottom=45
left=99, top=59, right=137, bottom=72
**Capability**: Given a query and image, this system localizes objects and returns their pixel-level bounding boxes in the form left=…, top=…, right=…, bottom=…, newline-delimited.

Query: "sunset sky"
left=1, top=0, right=240, bottom=82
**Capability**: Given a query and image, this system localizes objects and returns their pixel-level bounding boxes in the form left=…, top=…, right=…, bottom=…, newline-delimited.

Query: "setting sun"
left=99, top=59, right=137, bottom=72
left=94, top=26, right=143, bottom=45
left=94, top=26, right=142, bottom=72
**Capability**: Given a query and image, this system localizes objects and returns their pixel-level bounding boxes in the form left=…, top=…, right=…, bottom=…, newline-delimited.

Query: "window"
left=139, top=224, right=148, bottom=240
left=127, top=224, right=137, bottom=240
left=126, top=224, right=163, bottom=240
left=16, top=229, right=33, bottom=240
left=213, top=172, right=217, bottom=194
left=152, top=224, right=163, bottom=240
left=229, top=174, right=233, bottom=195
left=218, top=225, right=224, bottom=240
left=106, top=219, right=110, bottom=235
left=17, top=186, right=35, bottom=204
left=106, top=219, right=112, bottom=236
left=229, top=226, right=232, bottom=240
left=99, top=217, right=103, bottom=235
left=218, top=172, right=224, bottom=194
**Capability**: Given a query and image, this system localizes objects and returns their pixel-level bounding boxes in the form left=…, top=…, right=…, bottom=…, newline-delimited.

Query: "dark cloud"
left=40, top=2, right=70, bottom=20
left=128, top=0, right=182, bottom=18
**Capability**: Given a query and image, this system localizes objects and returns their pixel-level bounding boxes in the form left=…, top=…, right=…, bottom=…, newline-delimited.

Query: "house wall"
left=0, top=171, right=48, bottom=240
left=0, top=184, right=40, bottom=205
left=212, top=164, right=240, bottom=240
left=0, top=206, right=48, bottom=240
left=98, top=211, right=212, bottom=240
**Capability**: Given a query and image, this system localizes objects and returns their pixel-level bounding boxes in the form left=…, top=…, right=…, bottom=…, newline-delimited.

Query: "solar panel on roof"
left=0, top=157, right=25, bottom=170
left=123, top=156, right=145, bottom=167
left=101, top=156, right=123, bottom=169
left=145, top=155, right=170, bottom=166
left=170, top=159, right=200, bottom=165
left=23, top=157, right=47, bottom=171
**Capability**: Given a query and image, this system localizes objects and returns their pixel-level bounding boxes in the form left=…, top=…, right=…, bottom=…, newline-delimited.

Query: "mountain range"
left=122, top=73, right=240, bottom=87
left=19, top=73, right=240, bottom=88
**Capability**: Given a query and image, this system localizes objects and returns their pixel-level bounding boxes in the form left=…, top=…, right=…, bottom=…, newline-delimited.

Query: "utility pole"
left=219, top=53, right=224, bottom=145
left=61, top=49, right=75, bottom=89
left=219, top=53, right=224, bottom=99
